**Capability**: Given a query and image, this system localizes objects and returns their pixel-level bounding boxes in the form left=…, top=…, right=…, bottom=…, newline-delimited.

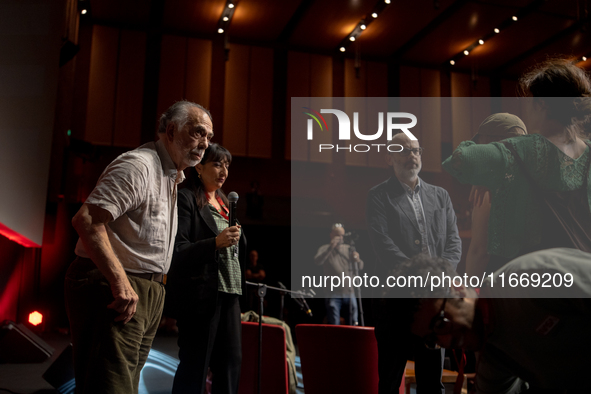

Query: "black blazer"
left=366, top=176, right=462, bottom=277
left=165, top=187, right=246, bottom=319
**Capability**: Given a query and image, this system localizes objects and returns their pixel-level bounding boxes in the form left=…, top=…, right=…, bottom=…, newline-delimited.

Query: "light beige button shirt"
left=74, top=139, right=184, bottom=274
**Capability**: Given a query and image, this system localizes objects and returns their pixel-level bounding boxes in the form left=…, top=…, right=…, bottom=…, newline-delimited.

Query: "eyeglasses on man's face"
left=423, top=298, right=451, bottom=349
left=400, top=147, right=424, bottom=156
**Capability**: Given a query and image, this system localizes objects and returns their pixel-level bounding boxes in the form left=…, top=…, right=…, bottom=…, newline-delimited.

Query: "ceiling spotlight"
left=385, top=0, right=391, bottom=4
left=372, top=12, right=378, bottom=18
left=223, top=16, right=229, bottom=21
left=81, top=9, right=87, bottom=14
left=228, top=3, right=234, bottom=8
left=450, top=60, right=455, bottom=65
left=494, top=28, right=500, bottom=33
left=464, top=50, right=469, bottom=55
left=583, top=56, right=588, bottom=61
left=218, top=28, right=224, bottom=34
left=479, top=39, right=484, bottom=45
left=512, top=16, right=517, bottom=21
left=360, top=24, right=366, bottom=30
left=340, top=47, right=346, bottom=52
left=350, top=36, right=356, bottom=41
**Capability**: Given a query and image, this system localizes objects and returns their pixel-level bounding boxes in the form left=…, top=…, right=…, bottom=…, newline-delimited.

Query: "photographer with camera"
left=314, top=223, right=364, bottom=326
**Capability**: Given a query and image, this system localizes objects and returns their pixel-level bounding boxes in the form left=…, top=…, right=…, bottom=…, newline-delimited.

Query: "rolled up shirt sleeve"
left=85, top=157, right=149, bottom=221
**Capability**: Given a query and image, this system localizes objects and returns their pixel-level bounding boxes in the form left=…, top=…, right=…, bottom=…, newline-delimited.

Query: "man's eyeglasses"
left=423, top=298, right=451, bottom=349
left=400, top=147, right=424, bottom=156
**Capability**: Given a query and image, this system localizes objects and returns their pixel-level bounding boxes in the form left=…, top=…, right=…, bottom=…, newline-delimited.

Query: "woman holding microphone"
left=167, top=143, right=245, bottom=394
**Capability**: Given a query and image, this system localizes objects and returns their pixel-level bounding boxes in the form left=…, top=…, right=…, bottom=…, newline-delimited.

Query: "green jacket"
left=442, top=134, right=591, bottom=259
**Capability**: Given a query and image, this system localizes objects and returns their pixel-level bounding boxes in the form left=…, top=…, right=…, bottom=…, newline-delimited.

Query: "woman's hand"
left=215, top=225, right=241, bottom=249
left=469, top=185, right=490, bottom=208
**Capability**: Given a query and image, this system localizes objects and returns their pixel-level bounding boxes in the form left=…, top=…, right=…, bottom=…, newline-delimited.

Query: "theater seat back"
left=296, top=324, right=404, bottom=394
left=238, top=321, right=288, bottom=394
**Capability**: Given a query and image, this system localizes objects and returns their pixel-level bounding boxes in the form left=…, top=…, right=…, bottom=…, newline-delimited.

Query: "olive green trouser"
left=65, top=257, right=165, bottom=394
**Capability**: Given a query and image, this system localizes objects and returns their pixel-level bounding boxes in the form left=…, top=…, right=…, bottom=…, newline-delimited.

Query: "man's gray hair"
left=158, top=100, right=212, bottom=134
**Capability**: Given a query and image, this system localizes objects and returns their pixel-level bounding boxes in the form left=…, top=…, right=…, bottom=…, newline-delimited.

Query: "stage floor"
left=0, top=332, right=306, bottom=394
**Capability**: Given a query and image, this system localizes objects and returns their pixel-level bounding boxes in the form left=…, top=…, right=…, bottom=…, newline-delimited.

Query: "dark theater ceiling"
left=88, top=0, right=591, bottom=78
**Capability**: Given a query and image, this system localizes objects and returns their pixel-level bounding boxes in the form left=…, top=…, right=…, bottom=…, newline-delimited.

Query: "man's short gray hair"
left=158, top=100, right=212, bottom=134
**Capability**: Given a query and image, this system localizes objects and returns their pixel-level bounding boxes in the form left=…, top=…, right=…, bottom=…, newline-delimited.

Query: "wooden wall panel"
left=248, top=46, right=273, bottom=158
left=451, top=72, right=471, bottom=97
left=451, top=73, right=473, bottom=150
left=501, top=79, right=520, bottom=119
left=400, top=66, right=421, bottom=97
left=186, top=38, right=212, bottom=110
left=367, top=61, right=388, bottom=97
left=223, top=44, right=249, bottom=156
left=286, top=51, right=310, bottom=161
left=399, top=67, right=422, bottom=174
left=157, top=35, right=187, bottom=120
left=309, top=54, right=332, bottom=97
left=113, top=30, right=146, bottom=147
left=502, top=79, right=519, bottom=97
left=85, top=25, right=119, bottom=145
left=345, top=59, right=367, bottom=167
left=368, top=96, right=389, bottom=169
left=472, top=76, right=490, bottom=97
left=308, top=55, right=332, bottom=164
left=420, top=69, right=441, bottom=172
left=420, top=69, right=440, bottom=97
left=344, top=58, right=366, bottom=97
left=471, top=96, right=492, bottom=140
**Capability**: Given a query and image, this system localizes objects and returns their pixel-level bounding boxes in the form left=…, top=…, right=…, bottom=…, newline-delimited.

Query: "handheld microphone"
left=228, top=192, right=239, bottom=257
left=228, top=192, right=239, bottom=227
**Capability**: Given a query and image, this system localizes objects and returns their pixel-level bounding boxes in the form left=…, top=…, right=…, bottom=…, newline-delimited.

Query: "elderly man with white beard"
left=66, top=101, right=213, bottom=394
left=366, top=131, right=462, bottom=394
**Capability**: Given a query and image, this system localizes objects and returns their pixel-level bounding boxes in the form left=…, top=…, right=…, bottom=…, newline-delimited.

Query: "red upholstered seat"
left=238, top=321, right=289, bottom=394
left=296, top=324, right=404, bottom=394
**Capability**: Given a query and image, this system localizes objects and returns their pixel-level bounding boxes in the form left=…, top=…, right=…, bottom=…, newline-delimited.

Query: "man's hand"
left=72, top=203, right=140, bottom=324
left=330, top=236, right=342, bottom=249
left=351, top=251, right=360, bottom=262
left=107, top=277, right=139, bottom=324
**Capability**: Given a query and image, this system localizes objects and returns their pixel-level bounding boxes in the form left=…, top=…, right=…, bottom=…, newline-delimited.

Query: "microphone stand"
left=349, top=240, right=365, bottom=327
left=245, top=281, right=314, bottom=394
